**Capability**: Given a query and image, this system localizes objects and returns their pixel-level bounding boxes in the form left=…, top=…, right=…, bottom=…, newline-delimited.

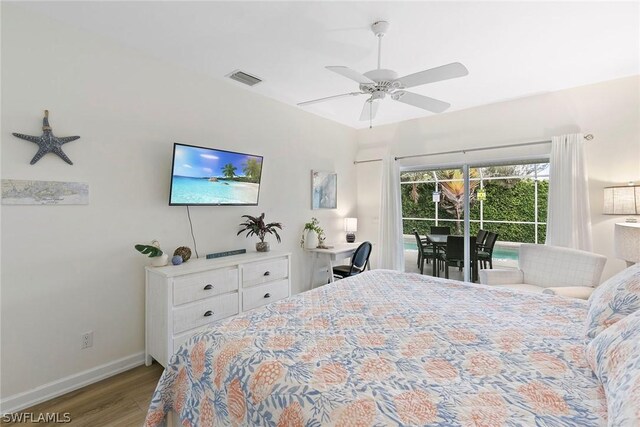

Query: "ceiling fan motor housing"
left=361, top=69, right=400, bottom=93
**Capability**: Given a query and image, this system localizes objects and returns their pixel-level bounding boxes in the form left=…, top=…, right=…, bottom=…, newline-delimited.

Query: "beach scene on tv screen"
left=171, top=145, right=262, bottom=205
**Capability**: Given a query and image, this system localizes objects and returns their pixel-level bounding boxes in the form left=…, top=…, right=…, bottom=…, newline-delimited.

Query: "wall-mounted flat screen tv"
left=169, top=143, right=263, bottom=206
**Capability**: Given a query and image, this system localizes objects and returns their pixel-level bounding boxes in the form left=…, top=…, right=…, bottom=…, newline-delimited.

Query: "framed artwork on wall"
left=1, top=179, right=89, bottom=205
left=311, top=170, right=337, bottom=209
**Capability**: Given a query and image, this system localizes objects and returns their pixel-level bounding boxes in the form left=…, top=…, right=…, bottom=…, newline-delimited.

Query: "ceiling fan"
left=298, top=21, right=469, bottom=126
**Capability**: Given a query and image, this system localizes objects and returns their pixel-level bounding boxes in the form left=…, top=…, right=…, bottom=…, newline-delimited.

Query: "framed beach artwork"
left=311, top=170, right=337, bottom=209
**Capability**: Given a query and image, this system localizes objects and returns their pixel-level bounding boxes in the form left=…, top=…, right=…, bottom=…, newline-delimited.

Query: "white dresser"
left=145, top=251, right=291, bottom=367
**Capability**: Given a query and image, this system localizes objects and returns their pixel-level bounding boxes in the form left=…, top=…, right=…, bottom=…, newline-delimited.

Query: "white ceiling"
left=17, top=1, right=640, bottom=129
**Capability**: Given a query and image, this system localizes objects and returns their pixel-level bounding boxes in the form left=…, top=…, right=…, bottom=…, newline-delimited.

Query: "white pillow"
left=585, top=310, right=640, bottom=426
left=584, top=263, right=640, bottom=340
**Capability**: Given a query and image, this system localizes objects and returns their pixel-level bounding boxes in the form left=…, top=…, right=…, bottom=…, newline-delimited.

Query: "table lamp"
left=344, top=218, right=358, bottom=243
left=614, top=223, right=640, bottom=267
left=603, top=183, right=639, bottom=222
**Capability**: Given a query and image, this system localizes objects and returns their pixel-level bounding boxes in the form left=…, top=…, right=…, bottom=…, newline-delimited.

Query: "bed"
left=144, top=269, right=607, bottom=426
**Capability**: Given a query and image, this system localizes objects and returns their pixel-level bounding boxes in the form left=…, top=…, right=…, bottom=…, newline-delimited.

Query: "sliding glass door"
left=401, top=166, right=472, bottom=281
left=401, top=160, right=550, bottom=282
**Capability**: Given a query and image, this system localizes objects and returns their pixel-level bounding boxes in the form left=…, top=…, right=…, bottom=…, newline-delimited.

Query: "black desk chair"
left=436, top=235, right=477, bottom=281
left=332, top=241, right=373, bottom=280
left=478, top=232, right=498, bottom=269
left=430, top=226, right=451, bottom=235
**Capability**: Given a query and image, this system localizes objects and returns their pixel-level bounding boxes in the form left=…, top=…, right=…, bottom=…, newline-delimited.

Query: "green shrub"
left=401, top=178, right=548, bottom=243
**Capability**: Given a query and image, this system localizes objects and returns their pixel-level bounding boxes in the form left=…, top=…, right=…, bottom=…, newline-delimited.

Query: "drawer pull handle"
left=203, top=284, right=213, bottom=290
left=204, top=310, right=214, bottom=317
left=263, top=271, right=270, bottom=276
left=264, top=293, right=271, bottom=298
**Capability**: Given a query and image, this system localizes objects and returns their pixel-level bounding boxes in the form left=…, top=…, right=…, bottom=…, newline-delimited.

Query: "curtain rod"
left=353, top=134, right=594, bottom=164
left=394, top=134, right=594, bottom=162
left=353, top=158, right=384, bottom=164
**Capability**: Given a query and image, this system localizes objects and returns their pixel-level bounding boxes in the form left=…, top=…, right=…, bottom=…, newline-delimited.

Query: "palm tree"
left=401, top=171, right=431, bottom=203
left=243, top=158, right=262, bottom=182
left=438, top=169, right=480, bottom=234
left=222, top=163, right=237, bottom=179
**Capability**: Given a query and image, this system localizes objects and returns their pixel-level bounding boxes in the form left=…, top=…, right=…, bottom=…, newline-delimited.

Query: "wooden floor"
left=2, top=363, right=164, bottom=427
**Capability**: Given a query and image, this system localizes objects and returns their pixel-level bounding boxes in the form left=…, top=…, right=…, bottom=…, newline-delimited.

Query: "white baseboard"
left=0, top=352, right=146, bottom=414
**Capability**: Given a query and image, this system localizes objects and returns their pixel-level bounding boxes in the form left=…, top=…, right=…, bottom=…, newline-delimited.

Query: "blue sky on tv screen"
left=172, top=145, right=261, bottom=178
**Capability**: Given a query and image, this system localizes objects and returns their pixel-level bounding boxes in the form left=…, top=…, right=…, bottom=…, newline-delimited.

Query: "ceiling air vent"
left=227, top=70, right=262, bottom=87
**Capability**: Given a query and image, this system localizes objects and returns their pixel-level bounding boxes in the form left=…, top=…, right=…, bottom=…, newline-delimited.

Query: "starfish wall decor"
left=12, top=110, right=80, bottom=165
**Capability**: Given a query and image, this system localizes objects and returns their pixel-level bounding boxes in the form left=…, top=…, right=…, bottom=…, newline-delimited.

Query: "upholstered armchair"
left=479, top=244, right=607, bottom=299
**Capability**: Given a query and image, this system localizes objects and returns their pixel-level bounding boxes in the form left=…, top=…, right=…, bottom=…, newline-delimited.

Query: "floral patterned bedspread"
left=145, top=270, right=606, bottom=426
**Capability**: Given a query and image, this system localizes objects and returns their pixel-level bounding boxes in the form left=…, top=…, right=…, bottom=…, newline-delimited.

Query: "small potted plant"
left=135, top=240, right=169, bottom=266
left=237, top=213, right=283, bottom=252
left=301, top=217, right=324, bottom=249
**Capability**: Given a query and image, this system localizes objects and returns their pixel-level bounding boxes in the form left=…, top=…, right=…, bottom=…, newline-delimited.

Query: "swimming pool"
left=403, top=241, right=520, bottom=261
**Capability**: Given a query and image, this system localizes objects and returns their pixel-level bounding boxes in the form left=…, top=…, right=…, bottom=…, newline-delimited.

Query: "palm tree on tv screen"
left=222, top=163, right=237, bottom=179
left=243, top=158, right=262, bottom=182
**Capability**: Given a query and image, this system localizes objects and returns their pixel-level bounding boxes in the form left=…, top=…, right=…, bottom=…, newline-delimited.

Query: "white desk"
left=306, top=242, right=369, bottom=288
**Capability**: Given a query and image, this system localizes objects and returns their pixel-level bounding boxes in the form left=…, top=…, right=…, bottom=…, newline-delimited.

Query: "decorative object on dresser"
left=145, top=251, right=291, bottom=367
left=603, top=182, right=639, bottom=222
left=301, top=217, right=324, bottom=249
left=135, top=240, right=169, bottom=267
left=614, top=223, right=640, bottom=267
left=12, top=110, right=80, bottom=165
left=311, top=170, right=337, bottom=209
left=206, top=249, right=247, bottom=259
left=237, top=213, right=282, bottom=252
left=173, top=246, right=192, bottom=262
left=344, top=217, right=358, bottom=243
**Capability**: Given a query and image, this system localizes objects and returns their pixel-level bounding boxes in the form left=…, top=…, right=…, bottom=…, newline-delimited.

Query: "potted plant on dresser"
left=237, top=213, right=283, bottom=252
left=134, top=240, right=169, bottom=266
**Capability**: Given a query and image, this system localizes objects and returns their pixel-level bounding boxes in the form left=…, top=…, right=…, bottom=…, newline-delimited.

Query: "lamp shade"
left=344, top=217, right=358, bottom=232
left=603, top=185, right=640, bottom=215
left=614, top=223, right=640, bottom=263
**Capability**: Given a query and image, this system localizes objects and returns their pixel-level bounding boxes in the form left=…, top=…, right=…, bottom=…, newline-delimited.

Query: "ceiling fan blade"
left=396, top=62, right=469, bottom=89
left=392, top=91, right=451, bottom=113
left=298, top=92, right=363, bottom=106
left=359, top=99, right=380, bottom=121
left=326, top=66, right=376, bottom=85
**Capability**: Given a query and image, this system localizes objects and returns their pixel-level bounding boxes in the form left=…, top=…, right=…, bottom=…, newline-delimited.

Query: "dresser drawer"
left=243, top=279, right=289, bottom=312
left=173, top=292, right=239, bottom=334
left=173, top=268, right=239, bottom=306
left=243, top=257, right=288, bottom=287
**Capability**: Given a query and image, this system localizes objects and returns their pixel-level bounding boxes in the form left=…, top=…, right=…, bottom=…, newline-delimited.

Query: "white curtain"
left=377, top=156, right=405, bottom=270
left=546, top=133, right=593, bottom=251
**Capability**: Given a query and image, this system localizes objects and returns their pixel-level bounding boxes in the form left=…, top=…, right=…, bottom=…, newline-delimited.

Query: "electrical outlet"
left=81, top=331, right=93, bottom=349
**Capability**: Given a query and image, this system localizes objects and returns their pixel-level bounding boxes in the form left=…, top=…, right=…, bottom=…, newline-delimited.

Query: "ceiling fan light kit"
left=298, top=20, right=469, bottom=127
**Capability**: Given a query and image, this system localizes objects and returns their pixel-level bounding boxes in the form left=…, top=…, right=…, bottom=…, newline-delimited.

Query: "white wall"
left=0, top=5, right=357, bottom=403
left=356, top=75, right=640, bottom=281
